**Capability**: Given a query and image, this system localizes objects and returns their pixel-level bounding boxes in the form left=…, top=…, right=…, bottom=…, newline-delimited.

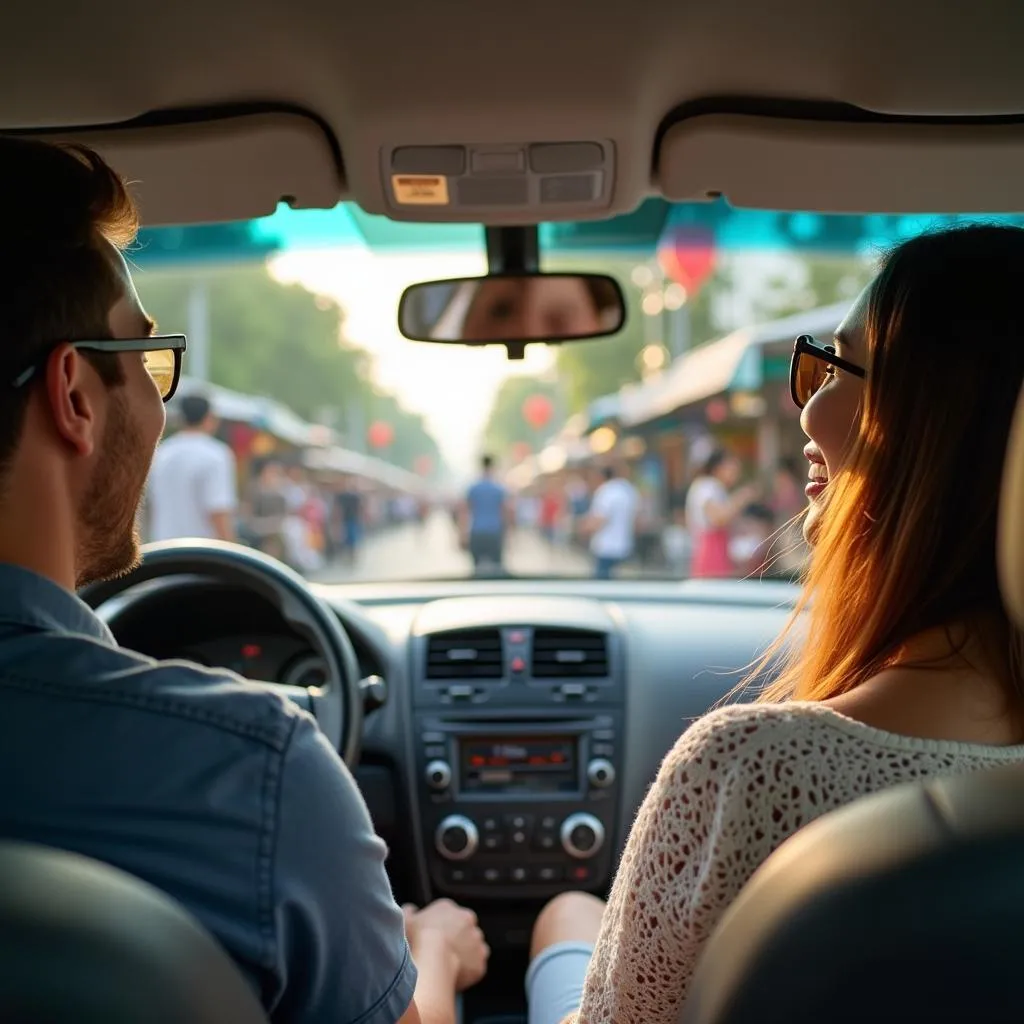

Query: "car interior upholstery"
left=3, top=0, right=1024, bottom=1020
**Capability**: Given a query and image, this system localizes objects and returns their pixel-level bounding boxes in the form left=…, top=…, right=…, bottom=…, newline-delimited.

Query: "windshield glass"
left=135, top=199, right=1024, bottom=583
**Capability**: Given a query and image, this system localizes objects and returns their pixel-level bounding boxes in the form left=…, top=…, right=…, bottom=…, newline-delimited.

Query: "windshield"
left=135, top=199, right=1024, bottom=583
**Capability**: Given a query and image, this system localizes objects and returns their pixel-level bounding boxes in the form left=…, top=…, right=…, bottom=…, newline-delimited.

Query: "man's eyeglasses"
left=11, top=335, right=187, bottom=403
left=790, top=333, right=866, bottom=409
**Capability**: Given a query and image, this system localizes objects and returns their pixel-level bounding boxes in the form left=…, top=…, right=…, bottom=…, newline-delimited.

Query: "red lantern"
left=367, top=421, right=395, bottom=449
left=657, top=224, right=716, bottom=298
left=522, top=394, right=554, bottom=430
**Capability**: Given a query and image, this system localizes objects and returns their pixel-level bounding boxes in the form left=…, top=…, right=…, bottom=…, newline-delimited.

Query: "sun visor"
left=658, top=115, right=1024, bottom=212
left=999, top=384, right=1024, bottom=629
left=34, top=112, right=343, bottom=225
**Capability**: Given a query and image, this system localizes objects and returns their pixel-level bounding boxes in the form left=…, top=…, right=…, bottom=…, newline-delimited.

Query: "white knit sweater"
left=575, top=701, right=1024, bottom=1024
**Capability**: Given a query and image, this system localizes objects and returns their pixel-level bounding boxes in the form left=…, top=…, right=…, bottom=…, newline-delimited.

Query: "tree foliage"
left=134, top=264, right=441, bottom=474
left=481, top=376, right=562, bottom=459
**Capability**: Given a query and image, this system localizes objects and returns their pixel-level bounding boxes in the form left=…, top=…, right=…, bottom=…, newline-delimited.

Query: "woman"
left=526, top=224, right=1024, bottom=1024
left=685, top=449, right=757, bottom=577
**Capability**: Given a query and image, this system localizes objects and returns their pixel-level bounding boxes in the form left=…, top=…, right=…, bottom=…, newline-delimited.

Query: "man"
left=460, top=454, right=509, bottom=572
left=147, top=391, right=237, bottom=541
left=0, top=136, right=486, bottom=1024
left=333, top=473, right=365, bottom=565
left=585, top=464, right=640, bottom=579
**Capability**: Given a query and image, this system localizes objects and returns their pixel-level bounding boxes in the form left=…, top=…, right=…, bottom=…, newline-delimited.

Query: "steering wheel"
left=79, top=539, right=363, bottom=765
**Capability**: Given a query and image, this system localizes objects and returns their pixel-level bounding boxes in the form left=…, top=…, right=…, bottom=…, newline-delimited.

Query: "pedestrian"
left=460, top=454, right=510, bottom=573
left=584, top=463, right=640, bottom=579
left=147, top=393, right=237, bottom=542
left=685, top=449, right=758, bottom=578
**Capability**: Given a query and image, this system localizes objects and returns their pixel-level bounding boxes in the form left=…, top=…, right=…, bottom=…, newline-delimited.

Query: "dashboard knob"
left=435, top=815, right=479, bottom=861
left=560, top=812, right=605, bottom=860
left=586, top=757, right=616, bottom=789
left=425, top=760, right=452, bottom=791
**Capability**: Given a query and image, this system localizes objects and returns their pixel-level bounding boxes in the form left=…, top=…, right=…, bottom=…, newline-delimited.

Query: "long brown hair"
left=757, top=224, right=1024, bottom=709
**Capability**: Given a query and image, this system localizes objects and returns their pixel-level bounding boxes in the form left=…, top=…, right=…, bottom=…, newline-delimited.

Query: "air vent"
left=531, top=628, right=609, bottom=679
left=426, top=629, right=504, bottom=680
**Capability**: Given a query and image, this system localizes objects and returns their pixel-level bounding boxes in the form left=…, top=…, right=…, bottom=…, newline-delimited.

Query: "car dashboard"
left=104, top=575, right=797, bottom=951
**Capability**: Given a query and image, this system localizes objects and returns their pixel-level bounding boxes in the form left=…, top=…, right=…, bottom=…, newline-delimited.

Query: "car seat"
left=0, top=842, right=269, bottom=1023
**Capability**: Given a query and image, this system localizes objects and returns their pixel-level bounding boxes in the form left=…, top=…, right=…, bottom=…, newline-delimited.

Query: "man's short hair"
left=180, top=394, right=212, bottom=427
left=0, top=138, right=139, bottom=479
left=481, top=454, right=494, bottom=471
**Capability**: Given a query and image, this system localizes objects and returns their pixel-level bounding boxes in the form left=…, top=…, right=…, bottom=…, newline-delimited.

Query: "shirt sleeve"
left=575, top=708, right=784, bottom=1024
left=199, top=445, right=239, bottom=515
left=269, top=715, right=417, bottom=1024
left=589, top=486, right=611, bottom=519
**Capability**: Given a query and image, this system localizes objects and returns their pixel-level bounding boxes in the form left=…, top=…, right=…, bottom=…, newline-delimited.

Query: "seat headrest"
left=682, top=763, right=1024, bottom=1024
left=0, top=842, right=269, bottom=1023
left=999, top=382, right=1024, bottom=628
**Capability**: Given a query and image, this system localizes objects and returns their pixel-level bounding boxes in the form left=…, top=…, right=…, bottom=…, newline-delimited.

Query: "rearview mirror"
left=398, top=273, right=626, bottom=353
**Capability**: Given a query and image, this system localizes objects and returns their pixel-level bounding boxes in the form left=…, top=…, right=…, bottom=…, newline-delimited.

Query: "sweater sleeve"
left=574, top=705, right=794, bottom=1024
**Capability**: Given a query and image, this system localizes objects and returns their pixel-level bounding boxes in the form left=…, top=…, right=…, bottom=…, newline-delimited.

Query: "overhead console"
left=380, top=140, right=616, bottom=223
left=409, top=597, right=624, bottom=898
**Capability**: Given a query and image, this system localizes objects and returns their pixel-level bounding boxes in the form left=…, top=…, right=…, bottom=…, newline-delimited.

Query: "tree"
left=749, top=255, right=874, bottom=323
left=482, top=376, right=562, bottom=458
left=135, top=264, right=442, bottom=474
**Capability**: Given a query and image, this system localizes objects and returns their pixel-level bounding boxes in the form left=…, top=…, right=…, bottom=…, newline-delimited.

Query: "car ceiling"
left=4, top=0, right=1024, bottom=226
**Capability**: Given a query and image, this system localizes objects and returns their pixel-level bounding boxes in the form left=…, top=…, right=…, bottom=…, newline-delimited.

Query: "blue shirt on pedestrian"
left=0, top=563, right=416, bottom=1024
left=467, top=477, right=507, bottom=535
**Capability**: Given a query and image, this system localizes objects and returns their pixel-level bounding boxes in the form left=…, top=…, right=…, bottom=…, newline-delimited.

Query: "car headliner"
left=3, top=0, right=1024, bottom=225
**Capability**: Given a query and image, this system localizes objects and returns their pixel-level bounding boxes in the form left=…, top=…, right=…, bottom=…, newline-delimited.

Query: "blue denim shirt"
left=0, top=564, right=416, bottom=1024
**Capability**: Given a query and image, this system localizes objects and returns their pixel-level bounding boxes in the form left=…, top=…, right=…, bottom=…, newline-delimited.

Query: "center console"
left=411, top=607, right=625, bottom=898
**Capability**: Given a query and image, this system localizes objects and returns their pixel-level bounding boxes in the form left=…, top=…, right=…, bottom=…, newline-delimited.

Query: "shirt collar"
left=0, top=564, right=115, bottom=643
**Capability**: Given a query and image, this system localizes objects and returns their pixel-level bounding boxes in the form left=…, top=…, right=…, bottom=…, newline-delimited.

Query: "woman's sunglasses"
left=10, top=335, right=187, bottom=403
left=790, top=333, right=866, bottom=409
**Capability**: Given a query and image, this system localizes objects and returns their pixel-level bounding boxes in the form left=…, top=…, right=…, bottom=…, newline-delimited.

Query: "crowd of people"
left=142, top=393, right=426, bottom=572
left=462, top=449, right=809, bottom=581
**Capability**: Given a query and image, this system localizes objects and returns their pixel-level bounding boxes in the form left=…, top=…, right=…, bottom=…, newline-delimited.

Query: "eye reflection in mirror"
left=398, top=273, right=625, bottom=347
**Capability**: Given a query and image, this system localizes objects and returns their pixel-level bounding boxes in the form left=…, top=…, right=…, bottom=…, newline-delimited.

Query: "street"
left=312, top=511, right=596, bottom=583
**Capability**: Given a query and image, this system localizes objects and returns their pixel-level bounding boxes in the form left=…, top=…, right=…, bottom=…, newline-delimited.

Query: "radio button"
left=482, top=832, right=507, bottom=853
left=534, top=831, right=559, bottom=853
left=425, top=760, right=453, bottom=791
left=444, top=865, right=473, bottom=885
left=481, top=866, right=506, bottom=884
left=537, top=865, right=563, bottom=883
left=587, top=758, right=616, bottom=789
left=561, top=813, right=605, bottom=860
left=436, top=815, right=479, bottom=861
left=567, top=864, right=595, bottom=884
left=425, top=744, right=447, bottom=759
left=539, top=815, right=558, bottom=831
left=593, top=729, right=615, bottom=741
left=510, top=866, right=531, bottom=883
left=592, top=742, right=614, bottom=758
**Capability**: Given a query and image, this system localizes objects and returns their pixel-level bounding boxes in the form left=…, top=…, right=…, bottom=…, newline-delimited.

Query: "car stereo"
left=459, top=735, right=578, bottom=794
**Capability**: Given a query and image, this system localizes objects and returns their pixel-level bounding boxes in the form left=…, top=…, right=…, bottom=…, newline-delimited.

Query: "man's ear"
left=43, top=346, right=99, bottom=458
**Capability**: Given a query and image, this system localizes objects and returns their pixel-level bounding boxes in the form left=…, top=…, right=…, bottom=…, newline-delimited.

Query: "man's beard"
left=75, top=392, right=151, bottom=589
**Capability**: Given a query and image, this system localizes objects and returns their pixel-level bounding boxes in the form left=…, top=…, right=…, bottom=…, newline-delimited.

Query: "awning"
left=172, top=376, right=321, bottom=448
left=620, top=299, right=853, bottom=428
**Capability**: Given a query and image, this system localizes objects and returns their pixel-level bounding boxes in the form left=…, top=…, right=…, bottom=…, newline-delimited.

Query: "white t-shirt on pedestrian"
left=590, top=478, right=640, bottom=560
left=147, top=431, right=238, bottom=541
left=685, top=476, right=728, bottom=534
